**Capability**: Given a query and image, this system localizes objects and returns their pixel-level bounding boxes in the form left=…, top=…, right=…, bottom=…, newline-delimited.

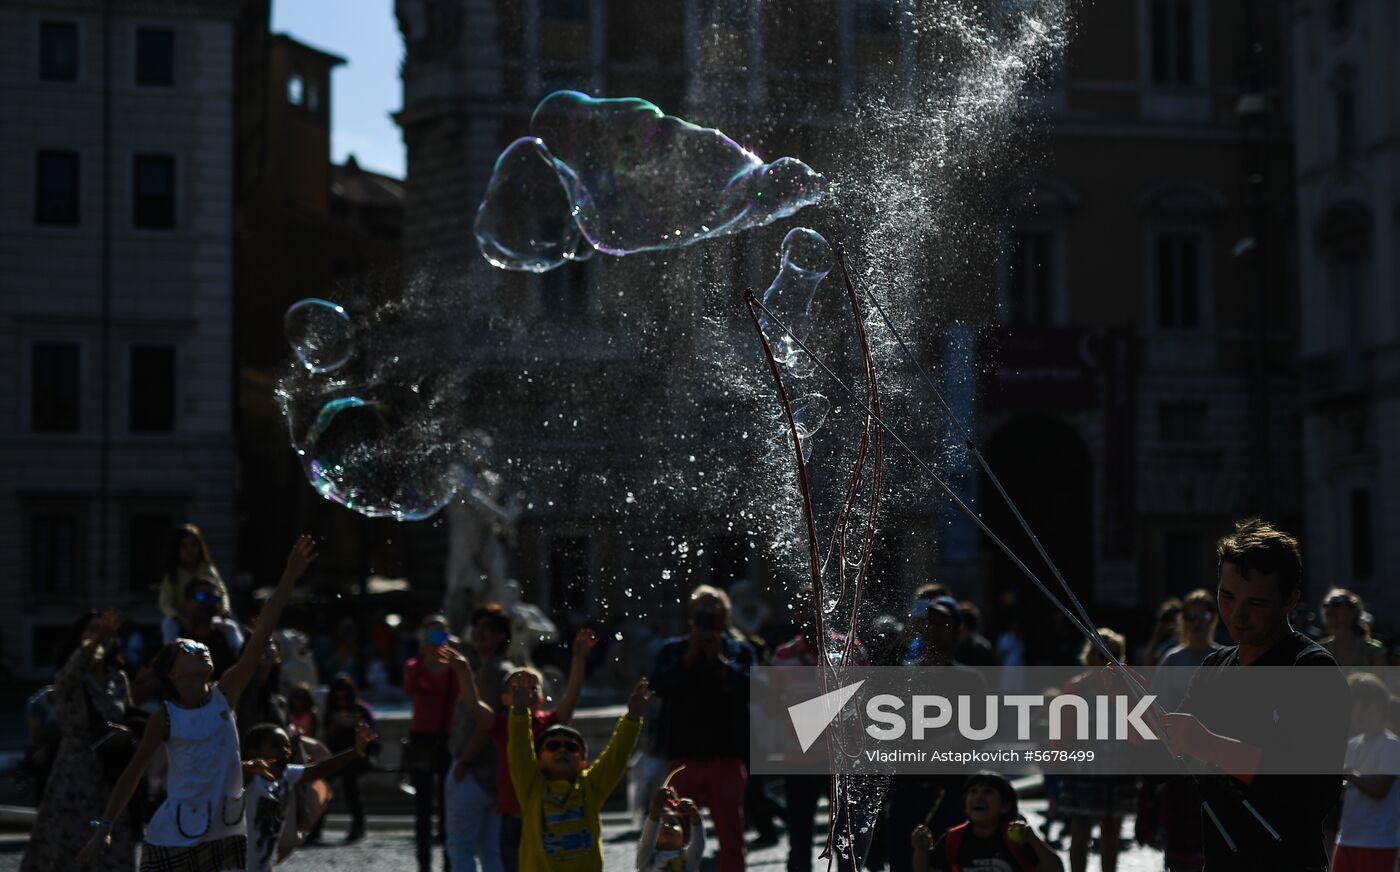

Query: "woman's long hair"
left=148, top=640, right=187, bottom=701
left=1325, top=588, right=1369, bottom=638
left=324, top=672, right=362, bottom=718
left=163, top=523, right=213, bottom=579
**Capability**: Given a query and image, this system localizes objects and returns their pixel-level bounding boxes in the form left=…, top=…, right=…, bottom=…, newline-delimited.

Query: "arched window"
left=286, top=73, right=304, bottom=106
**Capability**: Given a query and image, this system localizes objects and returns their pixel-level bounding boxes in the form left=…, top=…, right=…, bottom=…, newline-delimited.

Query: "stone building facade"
left=0, top=0, right=242, bottom=676
left=1289, top=0, right=1400, bottom=624
left=971, top=0, right=1304, bottom=630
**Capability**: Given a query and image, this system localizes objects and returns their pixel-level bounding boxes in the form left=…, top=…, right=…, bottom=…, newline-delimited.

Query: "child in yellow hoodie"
left=508, top=672, right=651, bottom=871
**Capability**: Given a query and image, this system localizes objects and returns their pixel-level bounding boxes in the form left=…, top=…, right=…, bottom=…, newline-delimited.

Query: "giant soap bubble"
left=298, top=395, right=470, bottom=521
left=285, top=298, right=353, bottom=372
left=527, top=90, right=825, bottom=256
left=759, top=228, right=833, bottom=375
left=474, top=137, right=593, bottom=272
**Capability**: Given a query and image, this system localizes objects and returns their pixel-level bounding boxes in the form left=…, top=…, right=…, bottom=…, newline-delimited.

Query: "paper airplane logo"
left=788, top=680, right=865, bottom=753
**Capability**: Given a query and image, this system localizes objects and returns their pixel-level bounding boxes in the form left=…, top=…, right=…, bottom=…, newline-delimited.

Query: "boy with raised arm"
left=508, top=673, right=650, bottom=871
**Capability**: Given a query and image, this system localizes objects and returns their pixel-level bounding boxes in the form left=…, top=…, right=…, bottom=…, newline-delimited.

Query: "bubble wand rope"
left=824, top=246, right=885, bottom=672
left=749, top=295, right=1264, bottom=851
left=744, top=292, right=825, bottom=654
left=743, top=280, right=884, bottom=869
left=750, top=295, right=1102, bottom=650
left=831, top=251, right=1278, bottom=846
left=834, top=245, right=1116, bottom=683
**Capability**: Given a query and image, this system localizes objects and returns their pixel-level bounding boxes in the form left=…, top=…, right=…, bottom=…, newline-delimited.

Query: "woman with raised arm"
left=22, top=610, right=134, bottom=872
left=79, top=535, right=317, bottom=872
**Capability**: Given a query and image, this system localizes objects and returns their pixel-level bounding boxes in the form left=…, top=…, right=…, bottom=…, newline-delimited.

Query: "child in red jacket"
left=912, top=772, right=1062, bottom=872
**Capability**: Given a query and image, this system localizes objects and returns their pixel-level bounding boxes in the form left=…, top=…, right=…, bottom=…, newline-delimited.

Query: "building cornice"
left=5, top=0, right=247, bottom=20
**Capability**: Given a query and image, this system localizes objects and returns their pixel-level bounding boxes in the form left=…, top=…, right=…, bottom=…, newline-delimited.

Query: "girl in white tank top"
left=80, top=537, right=318, bottom=872
left=143, top=686, right=245, bottom=850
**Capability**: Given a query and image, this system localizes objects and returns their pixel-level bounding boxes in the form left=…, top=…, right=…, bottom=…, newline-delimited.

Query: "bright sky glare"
left=271, top=0, right=406, bottom=179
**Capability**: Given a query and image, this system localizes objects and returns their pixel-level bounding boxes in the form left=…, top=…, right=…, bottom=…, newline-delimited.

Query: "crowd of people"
left=16, top=518, right=1400, bottom=872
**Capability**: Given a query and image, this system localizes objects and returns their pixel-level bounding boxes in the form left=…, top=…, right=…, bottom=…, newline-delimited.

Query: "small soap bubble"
left=790, top=394, right=831, bottom=440
left=284, top=298, right=353, bottom=373
left=760, top=228, right=833, bottom=375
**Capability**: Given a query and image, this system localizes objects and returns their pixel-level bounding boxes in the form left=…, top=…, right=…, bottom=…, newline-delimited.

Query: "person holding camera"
left=649, top=585, right=755, bottom=872
left=404, top=614, right=460, bottom=872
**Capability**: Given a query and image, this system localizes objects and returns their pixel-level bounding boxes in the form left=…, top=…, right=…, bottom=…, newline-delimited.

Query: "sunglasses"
left=542, top=739, right=582, bottom=754
left=175, top=639, right=209, bottom=657
left=1185, top=610, right=1214, bottom=623
left=188, top=590, right=216, bottom=603
left=1324, top=599, right=1354, bottom=609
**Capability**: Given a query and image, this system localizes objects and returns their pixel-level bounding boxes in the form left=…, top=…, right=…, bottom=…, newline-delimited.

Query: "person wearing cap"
left=886, top=592, right=989, bottom=872
left=506, top=673, right=651, bottom=871
left=901, top=586, right=951, bottom=665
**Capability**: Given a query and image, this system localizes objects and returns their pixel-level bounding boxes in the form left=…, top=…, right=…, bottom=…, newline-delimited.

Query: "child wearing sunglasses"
left=636, top=786, right=704, bottom=871
left=79, top=536, right=318, bottom=872
left=491, top=629, right=596, bottom=871
left=507, top=673, right=652, bottom=871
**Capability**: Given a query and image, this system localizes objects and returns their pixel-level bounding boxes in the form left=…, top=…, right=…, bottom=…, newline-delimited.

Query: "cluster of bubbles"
left=474, top=91, right=826, bottom=272
left=281, top=292, right=479, bottom=521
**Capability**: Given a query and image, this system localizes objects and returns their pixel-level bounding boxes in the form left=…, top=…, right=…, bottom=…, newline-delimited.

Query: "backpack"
left=942, top=821, right=1037, bottom=871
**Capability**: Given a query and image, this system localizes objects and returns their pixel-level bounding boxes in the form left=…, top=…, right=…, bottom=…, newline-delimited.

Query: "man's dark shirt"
left=1179, top=630, right=1350, bottom=871
left=649, top=633, right=754, bottom=760
left=953, top=633, right=997, bottom=669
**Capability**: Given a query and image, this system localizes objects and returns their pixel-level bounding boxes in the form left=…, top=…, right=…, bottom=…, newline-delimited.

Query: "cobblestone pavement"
left=0, top=801, right=1166, bottom=871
